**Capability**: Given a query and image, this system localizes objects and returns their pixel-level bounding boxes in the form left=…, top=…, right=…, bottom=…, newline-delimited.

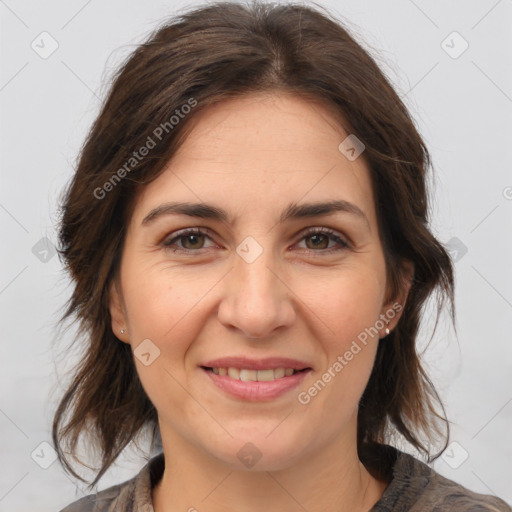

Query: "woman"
left=54, top=1, right=511, bottom=511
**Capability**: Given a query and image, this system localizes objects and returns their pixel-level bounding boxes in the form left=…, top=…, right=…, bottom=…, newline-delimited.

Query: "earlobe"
left=108, top=280, right=129, bottom=343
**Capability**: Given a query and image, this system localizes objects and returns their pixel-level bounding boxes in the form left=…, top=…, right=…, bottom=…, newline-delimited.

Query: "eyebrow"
left=141, top=199, right=370, bottom=230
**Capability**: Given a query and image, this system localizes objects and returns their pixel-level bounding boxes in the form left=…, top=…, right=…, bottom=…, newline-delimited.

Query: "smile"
left=204, top=367, right=304, bottom=381
left=201, top=366, right=312, bottom=401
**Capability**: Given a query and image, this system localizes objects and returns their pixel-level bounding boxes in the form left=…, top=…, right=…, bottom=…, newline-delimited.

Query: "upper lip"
left=201, top=357, right=313, bottom=371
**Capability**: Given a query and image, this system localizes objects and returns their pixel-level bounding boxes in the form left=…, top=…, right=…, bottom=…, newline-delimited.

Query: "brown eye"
left=304, top=233, right=330, bottom=250
left=179, top=233, right=206, bottom=250
left=296, top=228, right=349, bottom=253
left=163, top=228, right=215, bottom=253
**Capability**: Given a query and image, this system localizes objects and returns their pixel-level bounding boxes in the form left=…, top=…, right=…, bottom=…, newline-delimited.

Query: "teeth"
left=239, top=369, right=257, bottom=382
left=274, top=368, right=285, bottom=379
left=257, top=369, right=275, bottom=381
left=227, top=367, right=240, bottom=379
left=211, top=367, right=301, bottom=381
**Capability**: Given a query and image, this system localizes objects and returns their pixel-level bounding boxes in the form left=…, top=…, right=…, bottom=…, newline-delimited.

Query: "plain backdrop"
left=1, top=0, right=511, bottom=510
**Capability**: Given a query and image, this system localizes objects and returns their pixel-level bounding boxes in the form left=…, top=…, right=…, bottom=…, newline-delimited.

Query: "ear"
left=108, top=279, right=130, bottom=343
left=379, top=259, right=414, bottom=336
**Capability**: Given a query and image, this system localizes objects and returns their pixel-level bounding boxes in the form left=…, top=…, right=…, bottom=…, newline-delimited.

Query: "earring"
left=120, top=329, right=126, bottom=334
left=380, top=328, right=390, bottom=339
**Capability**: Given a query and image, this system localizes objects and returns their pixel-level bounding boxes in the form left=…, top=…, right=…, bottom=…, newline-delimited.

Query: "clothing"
left=60, top=444, right=511, bottom=511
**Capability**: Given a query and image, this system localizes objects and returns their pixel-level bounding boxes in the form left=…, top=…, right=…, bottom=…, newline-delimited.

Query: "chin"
left=205, top=429, right=310, bottom=472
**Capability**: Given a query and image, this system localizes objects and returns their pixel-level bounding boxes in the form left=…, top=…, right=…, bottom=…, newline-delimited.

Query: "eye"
left=162, top=227, right=217, bottom=252
left=295, top=227, right=350, bottom=254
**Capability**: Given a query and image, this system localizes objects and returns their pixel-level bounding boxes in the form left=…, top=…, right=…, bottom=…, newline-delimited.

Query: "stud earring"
left=385, top=328, right=390, bottom=336
left=120, top=329, right=126, bottom=334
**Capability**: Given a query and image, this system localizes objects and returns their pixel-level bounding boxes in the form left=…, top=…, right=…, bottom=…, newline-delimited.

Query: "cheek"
left=311, top=268, right=384, bottom=345
left=301, top=270, right=383, bottom=405
left=121, top=260, right=210, bottom=344
left=121, top=262, right=204, bottom=414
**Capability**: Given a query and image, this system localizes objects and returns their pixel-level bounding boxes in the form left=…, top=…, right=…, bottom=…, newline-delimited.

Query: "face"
left=109, top=92, right=410, bottom=471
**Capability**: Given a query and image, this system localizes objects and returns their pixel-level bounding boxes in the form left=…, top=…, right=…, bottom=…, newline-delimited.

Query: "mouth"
left=199, top=357, right=313, bottom=401
left=199, top=359, right=312, bottom=401
left=201, top=366, right=310, bottom=382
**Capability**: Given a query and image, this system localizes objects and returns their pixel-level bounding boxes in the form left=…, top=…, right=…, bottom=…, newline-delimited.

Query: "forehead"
left=130, top=92, right=376, bottom=228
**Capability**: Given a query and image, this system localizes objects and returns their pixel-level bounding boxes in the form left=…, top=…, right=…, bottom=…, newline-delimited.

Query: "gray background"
left=1, top=0, right=511, bottom=510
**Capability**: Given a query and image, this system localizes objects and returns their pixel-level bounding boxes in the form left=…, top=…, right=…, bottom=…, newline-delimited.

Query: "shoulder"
left=368, top=445, right=512, bottom=512
left=58, top=452, right=164, bottom=512
left=58, top=478, right=135, bottom=512
left=422, top=468, right=511, bottom=511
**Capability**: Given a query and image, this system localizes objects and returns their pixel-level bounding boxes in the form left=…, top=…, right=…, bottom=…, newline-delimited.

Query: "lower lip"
left=201, top=367, right=311, bottom=401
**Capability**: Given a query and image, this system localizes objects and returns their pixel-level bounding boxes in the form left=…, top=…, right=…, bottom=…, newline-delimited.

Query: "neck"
left=152, top=424, right=387, bottom=512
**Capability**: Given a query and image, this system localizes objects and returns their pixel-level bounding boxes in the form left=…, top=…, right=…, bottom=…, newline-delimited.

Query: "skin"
left=109, top=92, right=413, bottom=512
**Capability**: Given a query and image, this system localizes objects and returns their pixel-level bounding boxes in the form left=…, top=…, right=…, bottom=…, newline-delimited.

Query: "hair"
left=52, top=0, right=455, bottom=489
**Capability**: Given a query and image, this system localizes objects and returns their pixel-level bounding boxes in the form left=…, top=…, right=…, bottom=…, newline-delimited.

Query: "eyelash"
left=162, top=227, right=350, bottom=255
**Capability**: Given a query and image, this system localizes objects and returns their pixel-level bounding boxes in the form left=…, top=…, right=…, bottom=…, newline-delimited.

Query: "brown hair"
left=52, top=0, right=455, bottom=489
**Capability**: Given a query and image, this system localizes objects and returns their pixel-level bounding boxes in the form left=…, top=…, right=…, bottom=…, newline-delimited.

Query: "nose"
left=217, top=246, right=296, bottom=339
